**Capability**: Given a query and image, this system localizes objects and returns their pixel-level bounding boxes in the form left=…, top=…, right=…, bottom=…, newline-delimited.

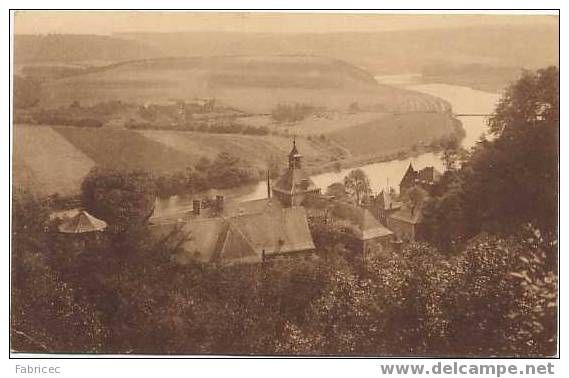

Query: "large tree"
left=343, top=169, right=372, bottom=205
left=81, top=168, right=156, bottom=232
left=475, top=66, right=559, bottom=232
left=424, top=67, right=559, bottom=246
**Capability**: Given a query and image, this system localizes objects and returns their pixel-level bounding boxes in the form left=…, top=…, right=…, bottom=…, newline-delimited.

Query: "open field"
left=12, top=125, right=341, bottom=196
left=53, top=126, right=199, bottom=173
left=13, top=126, right=95, bottom=196
left=237, top=112, right=391, bottom=135
left=136, top=130, right=342, bottom=171
left=328, top=112, right=460, bottom=158
left=13, top=107, right=458, bottom=197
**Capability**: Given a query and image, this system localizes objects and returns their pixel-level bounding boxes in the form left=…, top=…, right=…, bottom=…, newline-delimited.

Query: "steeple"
left=272, top=137, right=321, bottom=207
left=288, top=136, right=302, bottom=169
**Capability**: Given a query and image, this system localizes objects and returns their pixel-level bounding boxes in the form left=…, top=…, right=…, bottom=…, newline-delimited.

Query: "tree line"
left=422, top=67, right=558, bottom=251
left=11, top=193, right=556, bottom=356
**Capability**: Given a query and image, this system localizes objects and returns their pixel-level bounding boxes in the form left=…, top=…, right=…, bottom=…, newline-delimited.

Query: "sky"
left=14, top=11, right=558, bottom=35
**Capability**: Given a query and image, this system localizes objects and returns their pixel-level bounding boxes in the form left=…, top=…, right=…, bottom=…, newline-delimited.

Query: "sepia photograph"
left=10, top=9, right=559, bottom=358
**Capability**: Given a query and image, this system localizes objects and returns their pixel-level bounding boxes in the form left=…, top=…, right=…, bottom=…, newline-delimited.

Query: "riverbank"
left=305, top=113, right=463, bottom=176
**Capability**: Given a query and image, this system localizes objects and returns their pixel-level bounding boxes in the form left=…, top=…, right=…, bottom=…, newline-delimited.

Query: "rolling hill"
left=14, top=34, right=158, bottom=64
left=16, top=24, right=558, bottom=77
left=37, top=55, right=449, bottom=113
left=13, top=56, right=459, bottom=197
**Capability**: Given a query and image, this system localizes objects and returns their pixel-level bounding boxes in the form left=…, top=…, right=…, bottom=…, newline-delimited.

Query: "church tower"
left=288, top=137, right=302, bottom=169
left=272, top=138, right=321, bottom=207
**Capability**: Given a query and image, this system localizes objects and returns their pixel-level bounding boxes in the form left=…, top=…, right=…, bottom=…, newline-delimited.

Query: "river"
left=153, top=78, right=501, bottom=218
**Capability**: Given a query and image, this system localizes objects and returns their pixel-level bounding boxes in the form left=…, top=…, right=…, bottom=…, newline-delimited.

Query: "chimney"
left=267, top=170, right=271, bottom=199
left=300, top=178, right=309, bottom=190
left=193, top=200, right=201, bottom=215
left=216, top=195, right=224, bottom=211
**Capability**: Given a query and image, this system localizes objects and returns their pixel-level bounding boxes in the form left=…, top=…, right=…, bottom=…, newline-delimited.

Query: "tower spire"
left=289, top=137, right=301, bottom=169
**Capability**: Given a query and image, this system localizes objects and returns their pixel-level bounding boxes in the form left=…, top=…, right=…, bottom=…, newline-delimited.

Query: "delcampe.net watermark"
left=379, top=361, right=555, bottom=377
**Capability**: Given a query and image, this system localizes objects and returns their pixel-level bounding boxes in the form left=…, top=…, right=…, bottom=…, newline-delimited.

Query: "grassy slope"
left=328, top=112, right=458, bottom=158
left=14, top=112, right=455, bottom=197
left=53, top=127, right=200, bottom=173
left=13, top=126, right=96, bottom=196
left=136, top=130, right=340, bottom=171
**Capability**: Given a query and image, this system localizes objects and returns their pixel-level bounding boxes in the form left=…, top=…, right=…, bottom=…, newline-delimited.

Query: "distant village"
left=57, top=139, right=440, bottom=265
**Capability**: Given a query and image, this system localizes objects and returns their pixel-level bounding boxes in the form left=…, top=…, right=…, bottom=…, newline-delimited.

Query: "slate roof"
left=400, top=163, right=416, bottom=187
left=149, top=202, right=315, bottom=264
left=225, top=207, right=315, bottom=257
left=150, top=218, right=228, bottom=264
left=223, top=198, right=283, bottom=217
left=388, top=205, right=424, bottom=225
left=272, top=168, right=319, bottom=194
left=58, top=210, right=107, bottom=233
left=329, top=201, right=393, bottom=240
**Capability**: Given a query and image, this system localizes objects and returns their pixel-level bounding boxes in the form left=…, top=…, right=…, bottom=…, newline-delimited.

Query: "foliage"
left=30, top=100, right=135, bottom=128
left=81, top=168, right=156, bottom=232
left=207, top=152, right=259, bottom=189
left=11, top=194, right=108, bottom=352
left=343, top=169, right=372, bottom=205
left=423, top=67, right=559, bottom=247
left=154, top=152, right=259, bottom=198
left=271, top=103, right=315, bottom=123
left=11, top=190, right=557, bottom=356
left=280, top=233, right=556, bottom=357
left=325, top=182, right=348, bottom=201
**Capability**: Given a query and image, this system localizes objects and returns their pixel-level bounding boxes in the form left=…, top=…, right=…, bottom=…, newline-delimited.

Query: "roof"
left=58, top=210, right=107, bottom=233
left=218, top=224, right=260, bottom=263
left=289, top=139, right=300, bottom=157
left=388, top=205, right=423, bottom=225
left=328, top=201, right=393, bottom=240
left=50, top=208, right=80, bottom=221
left=401, top=163, right=416, bottom=186
left=417, top=167, right=442, bottom=183
left=273, top=168, right=319, bottom=194
left=225, top=207, right=315, bottom=257
left=401, top=164, right=441, bottom=189
left=223, top=198, right=283, bottom=217
left=149, top=218, right=228, bottom=263
left=149, top=203, right=315, bottom=264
